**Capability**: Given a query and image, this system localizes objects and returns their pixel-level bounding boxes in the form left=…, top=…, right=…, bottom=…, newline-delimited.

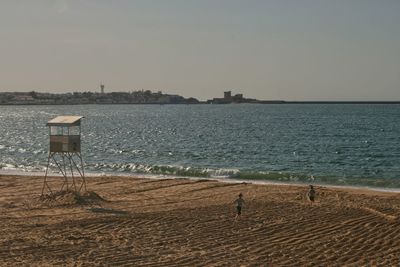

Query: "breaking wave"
left=2, top=161, right=400, bottom=189
left=87, top=163, right=400, bottom=189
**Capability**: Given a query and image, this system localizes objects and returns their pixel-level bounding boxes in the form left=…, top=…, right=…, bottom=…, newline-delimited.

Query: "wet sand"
left=1, top=174, right=400, bottom=266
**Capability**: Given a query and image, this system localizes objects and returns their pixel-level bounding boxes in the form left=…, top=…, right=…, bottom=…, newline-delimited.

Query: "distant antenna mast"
left=100, top=84, right=105, bottom=94
left=41, top=116, right=86, bottom=196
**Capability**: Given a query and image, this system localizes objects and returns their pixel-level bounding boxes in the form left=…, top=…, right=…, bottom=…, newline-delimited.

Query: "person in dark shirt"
left=233, top=193, right=245, bottom=221
left=308, top=185, right=316, bottom=202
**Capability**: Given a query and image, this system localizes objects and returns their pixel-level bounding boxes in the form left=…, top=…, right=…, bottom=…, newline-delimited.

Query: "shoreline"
left=2, top=169, right=400, bottom=194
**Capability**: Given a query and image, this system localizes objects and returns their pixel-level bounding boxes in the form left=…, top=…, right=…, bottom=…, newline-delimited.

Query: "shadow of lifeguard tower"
left=41, top=116, right=87, bottom=196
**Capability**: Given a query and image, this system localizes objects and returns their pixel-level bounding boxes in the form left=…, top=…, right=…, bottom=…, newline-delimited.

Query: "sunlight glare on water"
left=0, top=104, right=400, bottom=188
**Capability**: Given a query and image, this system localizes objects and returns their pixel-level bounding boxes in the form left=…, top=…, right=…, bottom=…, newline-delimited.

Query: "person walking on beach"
left=234, top=193, right=245, bottom=221
left=307, top=185, right=316, bottom=202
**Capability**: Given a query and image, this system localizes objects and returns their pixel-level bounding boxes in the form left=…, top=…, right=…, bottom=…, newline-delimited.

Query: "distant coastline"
left=0, top=90, right=399, bottom=105
left=284, top=101, right=400, bottom=104
left=0, top=90, right=199, bottom=105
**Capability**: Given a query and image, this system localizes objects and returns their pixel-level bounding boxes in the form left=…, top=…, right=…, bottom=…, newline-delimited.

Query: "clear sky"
left=1, top=0, right=399, bottom=101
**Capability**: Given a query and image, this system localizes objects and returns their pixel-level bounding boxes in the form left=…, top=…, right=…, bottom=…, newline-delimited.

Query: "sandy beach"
left=1, top=174, right=400, bottom=266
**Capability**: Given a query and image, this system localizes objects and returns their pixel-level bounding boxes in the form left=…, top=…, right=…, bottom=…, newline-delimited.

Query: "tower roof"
left=47, top=116, right=83, bottom=126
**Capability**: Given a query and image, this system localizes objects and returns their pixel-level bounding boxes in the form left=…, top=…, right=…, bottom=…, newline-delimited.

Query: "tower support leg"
left=42, top=152, right=86, bottom=195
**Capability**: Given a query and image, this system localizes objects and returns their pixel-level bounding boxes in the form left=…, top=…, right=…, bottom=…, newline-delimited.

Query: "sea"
left=0, top=104, right=399, bottom=189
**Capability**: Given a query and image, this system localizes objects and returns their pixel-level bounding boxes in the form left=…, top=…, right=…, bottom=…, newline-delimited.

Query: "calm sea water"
left=0, top=104, right=399, bottom=188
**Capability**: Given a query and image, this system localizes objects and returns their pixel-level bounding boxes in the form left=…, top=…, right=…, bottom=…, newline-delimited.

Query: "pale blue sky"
left=1, top=0, right=399, bottom=100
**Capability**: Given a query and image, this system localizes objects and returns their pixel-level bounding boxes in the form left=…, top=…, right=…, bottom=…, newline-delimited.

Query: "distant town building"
left=211, top=91, right=244, bottom=104
left=100, top=84, right=105, bottom=94
left=209, top=91, right=265, bottom=104
left=14, top=95, right=34, bottom=102
left=224, top=91, right=232, bottom=99
left=232, top=94, right=244, bottom=102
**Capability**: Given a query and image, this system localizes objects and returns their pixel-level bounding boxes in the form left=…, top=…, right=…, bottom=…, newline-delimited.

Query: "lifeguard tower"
left=41, top=116, right=87, bottom=196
